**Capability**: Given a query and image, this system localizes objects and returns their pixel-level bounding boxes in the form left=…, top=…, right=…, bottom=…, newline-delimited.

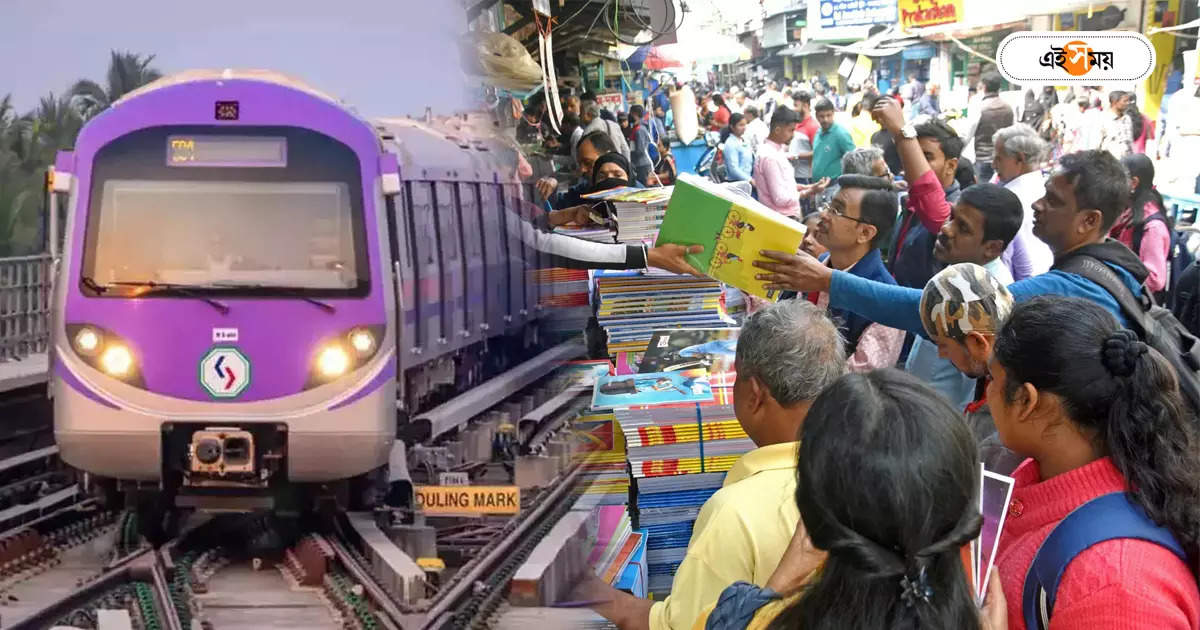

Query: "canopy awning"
left=778, top=41, right=829, bottom=57
left=826, top=26, right=924, bottom=57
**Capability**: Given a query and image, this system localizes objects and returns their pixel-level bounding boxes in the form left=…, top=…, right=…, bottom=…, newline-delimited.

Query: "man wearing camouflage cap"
left=920, top=262, right=1023, bottom=474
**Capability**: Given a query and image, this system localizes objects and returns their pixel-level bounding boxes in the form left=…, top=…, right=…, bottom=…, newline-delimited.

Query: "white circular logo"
left=996, top=31, right=1156, bottom=84
left=200, top=347, right=251, bottom=398
left=821, top=2, right=834, bottom=17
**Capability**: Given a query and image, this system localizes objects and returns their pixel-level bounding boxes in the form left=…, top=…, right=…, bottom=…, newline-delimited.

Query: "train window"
left=80, top=126, right=368, bottom=298
left=401, top=183, right=416, bottom=269
left=433, top=183, right=458, bottom=261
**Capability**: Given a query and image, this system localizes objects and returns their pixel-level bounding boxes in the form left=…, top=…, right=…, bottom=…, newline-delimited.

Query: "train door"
left=388, top=184, right=419, bottom=371
left=456, top=182, right=485, bottom=344
left=406, top=182, right=443, bottom=354
left=477, top=182, right=508, bottom=336
left=519, top=183, right=541, bottom=326
left=500, top=184, right=527, bottom=330
left=433, top=181, right=466, bottom=355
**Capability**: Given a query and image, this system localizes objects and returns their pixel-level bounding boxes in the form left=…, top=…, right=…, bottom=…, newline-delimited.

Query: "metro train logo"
left=199, top=347, right=251, bottom=398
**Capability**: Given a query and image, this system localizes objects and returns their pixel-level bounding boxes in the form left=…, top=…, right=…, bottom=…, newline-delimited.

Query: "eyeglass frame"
left=819, top=202, right=870, bottom=224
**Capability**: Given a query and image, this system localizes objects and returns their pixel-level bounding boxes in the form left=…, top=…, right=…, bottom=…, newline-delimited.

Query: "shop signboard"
left=596, top=92, right=624, bottom=112
left=817, top=0, right=898, bottom=29
left=897, top=0, right=962, bottom=29
left=902, top=43, right=939, bottom=60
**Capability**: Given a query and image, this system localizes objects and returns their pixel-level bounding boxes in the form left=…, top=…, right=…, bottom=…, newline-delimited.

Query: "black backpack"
left=1131, top=212, right=1196, bottom=308
left=1057, top=255, right=1200, bottom=417
left=1174, top=260, right=1200, bottom=337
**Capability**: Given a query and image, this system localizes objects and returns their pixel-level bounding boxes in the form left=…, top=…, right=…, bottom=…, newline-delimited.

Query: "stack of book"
left=571, top=406, right=629, bottom=508
left=593, top=270, right=733, bottom=357
left=533, top=267, right=592, bottom=333
left=591, top=329, right=754, bottom=596
left=637, top=472, right=727, bottom=594
left=587, top=505, right=644, bottom=586
left=581, top=186, right=674, bottom=244
left=555, top=224, right=617, bottom=243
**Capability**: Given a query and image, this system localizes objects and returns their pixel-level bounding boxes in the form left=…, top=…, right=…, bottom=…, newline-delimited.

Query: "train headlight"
left=74, top=327, right=101, bottom=355
left=64, top=323, right=145, bottom=387
left=305, top=324, right=385, bottom=389
left=349, top=328, right=375, bottom=355
left=317, top=345, right=351, bottom=378
left=100, top=344, right=134, bottom=377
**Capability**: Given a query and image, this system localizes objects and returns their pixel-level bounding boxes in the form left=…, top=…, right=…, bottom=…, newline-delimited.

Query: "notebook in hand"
left=655, top=173, right=806, bottom=300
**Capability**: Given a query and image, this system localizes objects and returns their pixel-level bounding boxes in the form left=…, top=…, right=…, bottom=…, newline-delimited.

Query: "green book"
left=654, top=174, right=806, bottom=300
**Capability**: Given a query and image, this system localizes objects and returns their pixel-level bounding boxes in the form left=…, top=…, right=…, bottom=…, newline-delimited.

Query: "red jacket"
left=996, top=457, right=1199, bottom=630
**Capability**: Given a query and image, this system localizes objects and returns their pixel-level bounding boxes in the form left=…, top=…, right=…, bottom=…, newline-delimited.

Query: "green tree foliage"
left=0, top=51, right=160, bottom=256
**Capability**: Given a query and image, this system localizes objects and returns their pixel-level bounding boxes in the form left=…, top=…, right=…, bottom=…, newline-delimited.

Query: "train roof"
left=375, top=116, right=521, bottom=183
left=113, top=69, right=345, bottom=108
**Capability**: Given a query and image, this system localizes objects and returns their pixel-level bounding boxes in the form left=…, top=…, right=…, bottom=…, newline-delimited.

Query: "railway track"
left=0, top=364, right=596, bottom=630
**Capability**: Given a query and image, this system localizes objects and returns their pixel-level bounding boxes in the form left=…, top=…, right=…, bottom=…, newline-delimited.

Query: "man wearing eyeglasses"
left=796, top=174, right=904, bottom=371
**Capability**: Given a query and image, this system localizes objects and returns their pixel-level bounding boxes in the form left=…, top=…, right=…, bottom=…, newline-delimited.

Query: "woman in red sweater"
left=987, top=296, right=1200, bottom=630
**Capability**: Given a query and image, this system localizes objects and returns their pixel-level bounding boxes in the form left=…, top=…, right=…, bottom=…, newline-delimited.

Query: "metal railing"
left=0, top=255, right=54, bottom=362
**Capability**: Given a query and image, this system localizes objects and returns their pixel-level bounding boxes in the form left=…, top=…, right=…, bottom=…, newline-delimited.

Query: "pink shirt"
left=814, top=291, right=904, bottom=371
left=997, top=457, right=1199, bottom=630
left=752, top=139, right=801, bottom=217
left=1110, top=203, right=1170, bottom=292
left=893, top=169, right=952, bottom=261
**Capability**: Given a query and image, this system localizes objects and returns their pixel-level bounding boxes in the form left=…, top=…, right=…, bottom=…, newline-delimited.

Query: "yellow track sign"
left=414, top=485, right=521, bottom=515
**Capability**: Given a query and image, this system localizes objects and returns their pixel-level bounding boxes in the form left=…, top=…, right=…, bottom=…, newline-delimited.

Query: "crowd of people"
left=511, top=69, right=1200, bottom=630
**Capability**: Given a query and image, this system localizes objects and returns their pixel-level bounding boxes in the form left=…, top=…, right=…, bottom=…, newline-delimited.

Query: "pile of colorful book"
left=590, top=329, right=753, bottom=596
left=581, top=186, right=674, bottom=244
left=592, top=270, right=733, bottom=359
left=532, top=267, right=592, bottom=333
left=555, top=224, right=617, bottom=243
left=570, top=406, right=629, bottom=508
left=588, top=504, right=649, bottom=598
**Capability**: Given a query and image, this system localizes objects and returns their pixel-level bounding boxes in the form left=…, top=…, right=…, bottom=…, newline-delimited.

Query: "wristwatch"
left=899, top=124, right=918, bottom=140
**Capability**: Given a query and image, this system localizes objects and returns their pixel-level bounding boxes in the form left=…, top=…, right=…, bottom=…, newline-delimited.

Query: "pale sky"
left=0, top=0, right=471, bottom=117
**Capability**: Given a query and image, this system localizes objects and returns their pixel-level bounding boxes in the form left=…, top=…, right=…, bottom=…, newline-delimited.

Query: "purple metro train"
left=49, top=70, right=547, bottom=515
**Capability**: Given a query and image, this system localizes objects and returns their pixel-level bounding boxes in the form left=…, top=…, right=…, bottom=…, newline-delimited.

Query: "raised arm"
left=872, top=97, right=951, bottom=233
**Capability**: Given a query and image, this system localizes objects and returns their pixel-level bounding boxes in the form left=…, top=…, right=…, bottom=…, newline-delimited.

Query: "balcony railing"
left=0, top=255, right=53, bottom=362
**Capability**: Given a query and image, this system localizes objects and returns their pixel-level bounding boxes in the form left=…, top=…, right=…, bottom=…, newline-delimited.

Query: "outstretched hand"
left=647, top=244, right=706, bottom=276
left=753, top=249, right=833, bottom=293
left=798, top=177, right=831, bottom=199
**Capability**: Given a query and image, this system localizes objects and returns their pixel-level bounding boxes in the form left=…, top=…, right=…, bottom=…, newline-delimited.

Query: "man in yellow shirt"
left=579, top=299, right=847, bottom=630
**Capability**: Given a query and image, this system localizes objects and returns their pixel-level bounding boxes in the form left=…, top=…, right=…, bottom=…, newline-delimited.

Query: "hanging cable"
left=604, top=0, right=683, bottom=47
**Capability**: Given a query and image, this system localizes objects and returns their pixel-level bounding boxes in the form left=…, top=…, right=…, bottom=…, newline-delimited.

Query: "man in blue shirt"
left=812, top=98, right=856, bottom=184
left=750, top=150, right=1148, bottom=335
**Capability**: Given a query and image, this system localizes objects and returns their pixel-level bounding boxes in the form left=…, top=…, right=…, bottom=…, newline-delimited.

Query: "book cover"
left=601, top=531, right=645, bottom=585
left=638, top=328, right=739, bottom=375
left=655, top=173, right=806, bottom=300
left=592, top=370, right=714, bottom=408
left=977, top=469, right=1016, bottom=604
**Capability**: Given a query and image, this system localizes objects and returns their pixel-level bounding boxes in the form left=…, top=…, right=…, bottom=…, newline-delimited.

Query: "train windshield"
left=81, top=126, right=369, bottom=297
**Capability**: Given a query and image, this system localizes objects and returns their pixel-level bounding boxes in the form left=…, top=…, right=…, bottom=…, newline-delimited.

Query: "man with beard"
left=909, top=183, right=1024, bottom=406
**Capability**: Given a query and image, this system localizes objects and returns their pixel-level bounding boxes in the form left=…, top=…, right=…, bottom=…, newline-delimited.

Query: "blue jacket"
left=722, top=136, right=754, bottom=182
left=830, top=240, right=1148, bottom=337
left=830, top=249, right=898, bottom=353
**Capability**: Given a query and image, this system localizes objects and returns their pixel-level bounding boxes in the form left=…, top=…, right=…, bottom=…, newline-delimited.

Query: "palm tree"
left=21, top=94, right=82, bottom=170
left=70, top=51, right=163, bottom=119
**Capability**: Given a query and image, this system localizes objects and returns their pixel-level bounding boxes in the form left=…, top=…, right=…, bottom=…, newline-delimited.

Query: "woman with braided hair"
left=698, top=368, right=1003, bottom=630
left=988, top=296, right=1200, bottom=630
